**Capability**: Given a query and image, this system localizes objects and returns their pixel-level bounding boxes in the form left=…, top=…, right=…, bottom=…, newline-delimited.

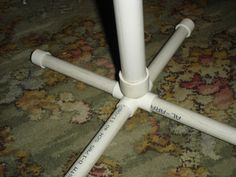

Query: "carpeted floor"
left=0, top=0, right=236, bottom=176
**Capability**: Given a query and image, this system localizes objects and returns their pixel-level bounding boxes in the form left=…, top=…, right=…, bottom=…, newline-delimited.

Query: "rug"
left=0, top=0, right=236, bottom=176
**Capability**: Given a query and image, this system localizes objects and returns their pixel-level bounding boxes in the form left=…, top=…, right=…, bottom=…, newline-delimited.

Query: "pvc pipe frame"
left=31, top=18, right=236, bottom=177
left=30, top=3, right=236, bottom=177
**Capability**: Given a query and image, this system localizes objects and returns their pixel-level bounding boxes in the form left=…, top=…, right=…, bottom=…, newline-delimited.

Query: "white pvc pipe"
left=151, top=97, right=236, bottom=145
left=113, top=0, right=146, bottom=82
left=31, top=49, right=117, bottom=94
left=65, top=104, right=132, bottom=177
left=148, top=18, right=194, bottom=82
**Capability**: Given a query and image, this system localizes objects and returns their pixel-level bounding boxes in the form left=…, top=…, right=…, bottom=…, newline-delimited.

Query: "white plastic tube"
left=31, top=49, right=117, bottom=94
left=113, top=0, right=146, bottom=82
left=148, top=18, right=195, bottom=82
left=151, top=97, right=236, bottom=145
left=65, top=104, right=132, bottom=177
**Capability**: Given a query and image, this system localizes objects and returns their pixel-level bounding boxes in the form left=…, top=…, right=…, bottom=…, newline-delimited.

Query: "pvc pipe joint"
left=117, top=97, right=138, bottom=117
left=31, top=49, right=51, bottom=68
left=119, top=68, right=150, bottom=98
left=117, top=92, right=156, bottom=116
left=175, top=18, right=195, bottom=37
left=112, top=82, right=123, bottom=99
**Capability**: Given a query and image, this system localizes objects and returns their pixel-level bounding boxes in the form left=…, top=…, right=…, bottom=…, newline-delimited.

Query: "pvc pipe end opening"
left=31, top=49, right=51, bottom=68
left=176, top=18, right=195, bottom=37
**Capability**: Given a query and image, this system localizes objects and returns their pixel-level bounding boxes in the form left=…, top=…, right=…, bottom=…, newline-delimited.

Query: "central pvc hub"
left=119, top=68, right=150, bottom=98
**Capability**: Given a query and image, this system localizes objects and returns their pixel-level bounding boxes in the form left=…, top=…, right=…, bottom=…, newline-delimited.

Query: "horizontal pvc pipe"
left=113, top=0, right=146, bottom=82
left=65, top=104, right=132, bottom=177
left=31, top=49, right=117, bottom=94
left=148, top=18, right=194, bottom=82
left=151, top=97, right=236, bottom=145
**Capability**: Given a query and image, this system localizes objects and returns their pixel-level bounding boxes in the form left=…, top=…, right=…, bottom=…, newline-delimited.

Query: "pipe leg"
left=65, top=104, right=132, bottom=177
left=31, top=49, right=119, bottom=95
left=151, top=97, right=236, bottom=145
left=148, top=18, right=194, bottom=82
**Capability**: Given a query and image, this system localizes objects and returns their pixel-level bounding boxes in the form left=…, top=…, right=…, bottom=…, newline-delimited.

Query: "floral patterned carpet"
left=0, top=0, right=236, bottom=176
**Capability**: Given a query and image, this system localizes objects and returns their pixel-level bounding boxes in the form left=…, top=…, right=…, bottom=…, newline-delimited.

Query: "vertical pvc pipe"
left=148, top=18, right=194, bottom=82
left=113, top=0, right=147, bottom=82
left=65, top=105, right=131, bottom=177
left=151, top=97, right=236, bottom=145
